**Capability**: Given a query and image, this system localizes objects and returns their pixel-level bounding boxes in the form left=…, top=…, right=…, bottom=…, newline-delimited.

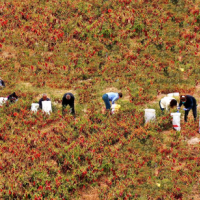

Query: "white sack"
left=31, top=103, right=39, bottom=112
left=42, top=101, right=52, bottom=114
left=0, top=97, right=8, bottom=106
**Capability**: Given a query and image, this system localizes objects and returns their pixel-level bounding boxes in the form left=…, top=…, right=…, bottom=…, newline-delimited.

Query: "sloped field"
left=1, top=0, right=200, bottom=199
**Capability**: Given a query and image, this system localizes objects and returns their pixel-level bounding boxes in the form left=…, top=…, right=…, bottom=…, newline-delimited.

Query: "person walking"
left=39, top=93, right=51, bottom=109
left=0, top=77, right=5, bottom=88
left=178, top=95, right=197, bottom=122
left=159, top=97, right=177, bottom=112
left=102, top=92, right=122, bottom=114
left=62, top=93, right=75, bottom=116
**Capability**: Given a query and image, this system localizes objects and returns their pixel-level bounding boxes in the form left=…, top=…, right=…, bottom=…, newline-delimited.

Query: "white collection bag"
left=31, top=103, right=39, bottom=112
left=0, top=97, right=8, bottom=106
left=145, top=109, right=156, bottom=123
left=42, top=101, right=52, bottom=114
left=171, top=113, right=181, bottom=131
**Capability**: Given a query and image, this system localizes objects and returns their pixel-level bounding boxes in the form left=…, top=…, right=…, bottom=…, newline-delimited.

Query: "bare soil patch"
left=77, top=176, right=108, bottom=200
left=145, top=93, right=166, bottom=106
left=0, top=46, right=17, bottom=60
left=78, top=187, right=100, bottom=200
left=102, top=87, right=121, bottom=94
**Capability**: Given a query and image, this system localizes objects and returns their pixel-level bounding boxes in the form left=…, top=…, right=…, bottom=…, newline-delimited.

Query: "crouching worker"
left=62, top=93, right=75, bottom=116
left=178, top=95, right=197, bottom=122
left=0, top=77, right=5, bottom=88
left=102, top=92, right=122, bottom=114
left=159, top=97, right=177, bottom=112
left=39, top=94, right=50, bottom=109
left=7, top=92, right=18, bottom=103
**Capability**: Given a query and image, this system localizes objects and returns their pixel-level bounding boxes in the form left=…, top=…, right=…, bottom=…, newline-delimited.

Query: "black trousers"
left=159, top=100, right=165, bottom=112
left=185, top=105, right=197, bottom=122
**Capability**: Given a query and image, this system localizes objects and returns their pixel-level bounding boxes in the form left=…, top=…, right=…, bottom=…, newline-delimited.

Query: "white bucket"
left=42, top=101, right=52, bottom=114
left=145, top=109, right=156, bottom=123
left=167, top=93, right=174, bottom=97
left=173, top=92, right=179, bottom=97
left=31, top=103, right=39, bottom=112
left=171, top=113, right=181, bottom=131
left=111, top=104, right=121, bottom=114
left=0, top=97, right=8, bottom=106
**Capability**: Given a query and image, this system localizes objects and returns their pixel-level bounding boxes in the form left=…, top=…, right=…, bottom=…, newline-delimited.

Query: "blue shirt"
left=106, top=92, right=119, bottom=104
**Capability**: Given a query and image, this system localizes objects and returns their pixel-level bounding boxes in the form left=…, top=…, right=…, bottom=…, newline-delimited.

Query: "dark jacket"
left=0, top=80, right=5, bottom=87
left=62, top=93, right=75, bottom=114
left=179, top=95, right=196, bottom=110
left=8, top=92, right=18, bottom=102
left=39, top=98, right=50, bottom=109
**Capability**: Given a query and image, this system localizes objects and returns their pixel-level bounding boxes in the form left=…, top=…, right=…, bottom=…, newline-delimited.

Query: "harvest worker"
left=39, top=93, right=51, bottom=109
left=7, top=92, right=18, bottom=103
left=178, top=95, right=197, bottom=122
left=102, top=92, right=122, bottom=113
left=62, top=93, right=75, bottom=116
left=0, top=77, right=5, bottom=88
left=159, top=97, right=177, bottom=112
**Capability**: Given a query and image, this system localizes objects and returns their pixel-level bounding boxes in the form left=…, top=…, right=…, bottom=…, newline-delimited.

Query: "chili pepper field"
left=1, top=0, right=200, bottom=199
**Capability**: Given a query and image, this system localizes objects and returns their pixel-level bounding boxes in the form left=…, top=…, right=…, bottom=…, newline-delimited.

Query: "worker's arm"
left=111, top=95, right=119, bottom=104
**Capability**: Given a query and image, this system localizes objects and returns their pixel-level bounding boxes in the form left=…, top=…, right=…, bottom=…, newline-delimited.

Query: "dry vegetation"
left=1, top=0, right=200, bottom=199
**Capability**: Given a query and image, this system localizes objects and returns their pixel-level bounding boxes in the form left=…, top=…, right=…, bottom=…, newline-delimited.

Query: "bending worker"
left=178, top=95, right=197, bottom=122
left=62, top=93, right=75, bottom=116
left=102, top=92, right=122, bottom=113
left=159, top=97, right=177, bottom=112
left=7, top=92, right=18, bottom=103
